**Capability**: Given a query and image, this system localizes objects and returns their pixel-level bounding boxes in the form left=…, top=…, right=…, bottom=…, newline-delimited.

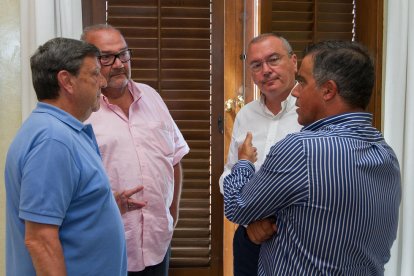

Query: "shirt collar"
left=34, top=102, right=97, bottom=140
left=34, top=102, right=85, bottom=131
left=259, top=91, right=297, bottom=118
left=303, top=112, right=373, bottom=131
left=127, top=80, right=143, bottom=102
left=101, top=79, right=142, bottom=106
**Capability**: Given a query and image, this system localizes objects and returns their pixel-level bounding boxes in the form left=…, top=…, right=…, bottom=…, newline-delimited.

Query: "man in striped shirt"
left=223, top=40, right=401, bottom=275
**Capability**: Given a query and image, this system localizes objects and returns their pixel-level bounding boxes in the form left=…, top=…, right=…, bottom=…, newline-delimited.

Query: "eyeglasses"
left=98, top=49, right=132, bottom=66
left=249, top=54, right=287, bottom=73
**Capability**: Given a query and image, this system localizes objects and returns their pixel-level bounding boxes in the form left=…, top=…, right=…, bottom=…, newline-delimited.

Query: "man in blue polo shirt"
left=4, top=37, right=143, bottom=275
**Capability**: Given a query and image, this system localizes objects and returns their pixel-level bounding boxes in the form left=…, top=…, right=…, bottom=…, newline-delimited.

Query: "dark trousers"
left=128, top=246, right=171, bottom=276
left=233, top=225, right=261, bottom=276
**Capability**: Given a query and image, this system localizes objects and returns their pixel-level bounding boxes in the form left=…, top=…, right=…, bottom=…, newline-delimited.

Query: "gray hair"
left=80, top=24, right=122, bottom=41
left=303, top=40, right=375, bottom=109
left=248, top=33, right=293, bottom=56
left=30, top=37, right=100, bottom=100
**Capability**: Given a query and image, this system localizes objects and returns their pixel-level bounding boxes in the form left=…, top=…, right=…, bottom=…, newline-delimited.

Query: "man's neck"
left=263, top=88, right=291, bottom=115
left=42, top=97, right=86, bottom=122
left=102, top=85, right=133, bottom=117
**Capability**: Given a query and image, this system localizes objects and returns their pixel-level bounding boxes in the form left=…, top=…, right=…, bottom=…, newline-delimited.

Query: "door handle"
left=224, top=96, right=245, bottom=113
left=224, top=99, right=234, bottom=112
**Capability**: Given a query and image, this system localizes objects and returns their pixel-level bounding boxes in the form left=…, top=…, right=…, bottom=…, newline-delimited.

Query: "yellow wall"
left=0, top=0, right=22, bottom=274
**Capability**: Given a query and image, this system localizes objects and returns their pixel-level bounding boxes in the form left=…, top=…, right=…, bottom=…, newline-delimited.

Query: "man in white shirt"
left=219, top=33, right=302, bottom=275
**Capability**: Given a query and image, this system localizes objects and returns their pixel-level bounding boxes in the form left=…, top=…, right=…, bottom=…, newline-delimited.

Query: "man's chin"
left=262, top=83, right=282, bottom=94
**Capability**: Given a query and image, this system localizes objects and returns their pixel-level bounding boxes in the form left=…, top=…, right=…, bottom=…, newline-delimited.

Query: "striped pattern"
left=223, top=113, right=401, bottom=275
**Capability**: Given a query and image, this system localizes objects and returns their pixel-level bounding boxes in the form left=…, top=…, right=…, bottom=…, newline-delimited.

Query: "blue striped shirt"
left=224, top=112, right=401, bottom=275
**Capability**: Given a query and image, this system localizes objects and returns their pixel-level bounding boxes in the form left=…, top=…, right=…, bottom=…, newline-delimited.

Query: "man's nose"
left=262, top=61, right=272, bottom=74
left=291, top=83, right=300, bottom=97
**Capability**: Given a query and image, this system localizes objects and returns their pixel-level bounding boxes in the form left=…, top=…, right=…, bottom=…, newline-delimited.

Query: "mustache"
left=261, top=76, right=278, bottom=85
left=109, top=68, right=127, bottom=77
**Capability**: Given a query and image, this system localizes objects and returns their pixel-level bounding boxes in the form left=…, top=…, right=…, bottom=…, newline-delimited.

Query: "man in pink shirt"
left=82, top=24, right=190, bottom=276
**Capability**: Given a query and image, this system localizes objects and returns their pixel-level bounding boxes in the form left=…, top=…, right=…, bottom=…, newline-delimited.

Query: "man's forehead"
left=298, top=55, right=313, bottom=74
left=100, top=46, right=128, bottom=54
left=248, top=38, right=288, bottom=59
left=86, top=30, right=126, bottom=50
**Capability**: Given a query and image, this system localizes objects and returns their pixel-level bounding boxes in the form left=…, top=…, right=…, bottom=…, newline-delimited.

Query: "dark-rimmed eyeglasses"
left=249, top=53, right=289, bottom=73
left=98, top=49, right=132, bottom=66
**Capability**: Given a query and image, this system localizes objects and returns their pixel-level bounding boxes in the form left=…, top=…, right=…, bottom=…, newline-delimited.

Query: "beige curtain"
left=0, top=0, right=21, bottom=274
left=383, top=0, right=414, bottom=275
left=20, top=0, right=83, bottom=120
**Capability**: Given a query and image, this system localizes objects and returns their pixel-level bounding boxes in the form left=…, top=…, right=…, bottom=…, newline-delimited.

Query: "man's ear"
left=322, top=80, right=338, bottom=101
left=57, top=70, right=75, bottom=95
left=291, top=53, right=298, bottom=73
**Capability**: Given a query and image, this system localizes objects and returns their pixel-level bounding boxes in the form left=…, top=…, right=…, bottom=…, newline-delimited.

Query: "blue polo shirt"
left=5, top=102, right=127, bottom=276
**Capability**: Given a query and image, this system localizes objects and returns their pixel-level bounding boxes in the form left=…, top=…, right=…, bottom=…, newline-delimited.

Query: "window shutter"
left=263, top=0, right=355, bottom=59
left=107, top=0, right=213, bottom=269
left=262, top=0, right=386, bottom=128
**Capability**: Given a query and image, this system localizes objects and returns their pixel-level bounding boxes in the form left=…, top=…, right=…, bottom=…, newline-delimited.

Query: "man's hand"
left=238, top=132, right=258, bottom=162
left=114, top=185, right=147, bottom=215
left=246, top=218, right=278, bottom=245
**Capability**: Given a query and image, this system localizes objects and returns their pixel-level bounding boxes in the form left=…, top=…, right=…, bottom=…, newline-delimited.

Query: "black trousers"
left=233, top=225, right=261, bottom=276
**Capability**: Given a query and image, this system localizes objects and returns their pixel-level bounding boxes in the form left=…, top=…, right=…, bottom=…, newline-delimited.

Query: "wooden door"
left=222, top=1, right=257, bottom=275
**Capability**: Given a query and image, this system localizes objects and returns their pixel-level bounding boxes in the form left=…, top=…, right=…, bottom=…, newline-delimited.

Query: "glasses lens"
left=99, top=49, right=131, bottom=66
left=119, top=50, right=131, bottom=62
left=250, top=62, right=262, bottom=72
left=99, top=55, right=115, bottom=66
left=267, top=55, right=281, bottom=67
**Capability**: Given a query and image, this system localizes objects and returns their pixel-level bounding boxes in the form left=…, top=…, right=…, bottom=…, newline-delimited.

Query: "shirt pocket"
left=146, top=121, right=175, bottom=157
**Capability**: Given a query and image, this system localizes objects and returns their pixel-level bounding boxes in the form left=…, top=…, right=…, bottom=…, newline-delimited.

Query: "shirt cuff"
left=232, top=159, right=255, bottom=174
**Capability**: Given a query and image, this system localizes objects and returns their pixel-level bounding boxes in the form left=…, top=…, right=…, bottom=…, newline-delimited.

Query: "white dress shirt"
left=219, top=93, right=302, bottom=193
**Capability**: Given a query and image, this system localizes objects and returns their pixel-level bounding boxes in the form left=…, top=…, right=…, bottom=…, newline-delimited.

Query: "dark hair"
left=248, top=33, right=293, bottom=56
left=30, top=37, right=100, bottom=100
left=303, top=40, right=375, bottom=109
left=80, top=24, right=123, bottom=41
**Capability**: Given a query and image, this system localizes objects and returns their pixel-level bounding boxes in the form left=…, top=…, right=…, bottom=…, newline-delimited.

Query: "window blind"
left=264, top=0, right=354, bottom=59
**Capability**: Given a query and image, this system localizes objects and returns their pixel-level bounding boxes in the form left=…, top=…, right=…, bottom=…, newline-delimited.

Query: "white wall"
left=0, top=0, right=22, bottom=275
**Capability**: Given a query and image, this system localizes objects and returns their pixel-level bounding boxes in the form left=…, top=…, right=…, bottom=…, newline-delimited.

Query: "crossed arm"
left=246, top=218, right=278, bottom=244
left=238, top=132, right=277, bottom=244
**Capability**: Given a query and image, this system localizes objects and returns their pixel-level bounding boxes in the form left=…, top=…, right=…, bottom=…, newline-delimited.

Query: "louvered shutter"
left=107, top=0, right=213, bottom=269
left=263, top=0, right=355, bottom=59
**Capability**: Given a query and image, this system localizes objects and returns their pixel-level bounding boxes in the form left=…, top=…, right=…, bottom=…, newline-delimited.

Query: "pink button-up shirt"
left=86, top=81, right=189, bottom=271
